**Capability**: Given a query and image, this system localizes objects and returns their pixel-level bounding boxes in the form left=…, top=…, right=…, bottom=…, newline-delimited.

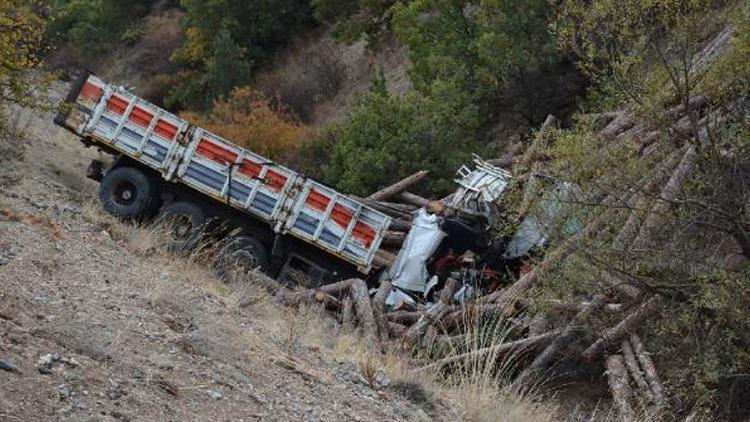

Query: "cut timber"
left=403, top=278, right=460, bottom=348
left=515, top=294, right=606, bottom=387
left=387, top=218, right=413, bottom=232
left=276, top=278, right=356, bottom=306
left=405, top=303, right=450, bottom=348
left=630, top=334, right=665, bottom=405
left=350, top=279, right=382, bottom=353
left=372, top=279, right=393, bottom=342
left=368, top=171, right=429, bottom=201
left=388, top=321, right=407, bottom=338
left=621, top=339, right=654, bottom=404
left=373, top=250, right=397, bottom=269
left=582, top=296, right=662, bottom=361
left=606, top=354, right=637, bottom=422
left=395, top=191, right=429, bottom=207
left=517, top=115, right=559, bottom=173
left=382, top=230, right=406, bottom=247
left=480, top=204, right=619, bottom=308
left=387, top=310, right=421, bottom=325
left=612, top=148, right=686, bottom=251
left=600, top=113, right=634, bottom=138
left=630, top=146, right=696, bottom=251
left=341, top=296, right=354, bottom=328
left=414, top=332, right=557, bottom=373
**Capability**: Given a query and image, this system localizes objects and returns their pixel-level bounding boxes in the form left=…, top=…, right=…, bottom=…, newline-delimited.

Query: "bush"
left=325, top=75, right=481, bottom=196
left=181, top=87, right=312, bottom=163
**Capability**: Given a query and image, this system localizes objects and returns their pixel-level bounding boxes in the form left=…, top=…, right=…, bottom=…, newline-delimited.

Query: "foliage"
left=325, top=74, right=480, bottom=196
left=392, top=0, right=560, bottom=123
left=181, top=87, right=312, bottom=164
left=167, top=0, right=312, bottom=110
left=552, top=0, right=722, bottom=112
left=0, top=0, right=47, bottom=119
left=47, top=0, right=158, bottom=57
left=311, top=0, right=398, bottom=44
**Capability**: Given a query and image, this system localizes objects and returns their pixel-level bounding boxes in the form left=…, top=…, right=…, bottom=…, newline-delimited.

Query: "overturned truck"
left=54, top=72, right=394, bottom=284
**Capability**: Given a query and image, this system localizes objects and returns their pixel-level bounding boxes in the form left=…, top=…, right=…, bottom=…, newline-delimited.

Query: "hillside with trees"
left=1, top=0, right=749, bottom=420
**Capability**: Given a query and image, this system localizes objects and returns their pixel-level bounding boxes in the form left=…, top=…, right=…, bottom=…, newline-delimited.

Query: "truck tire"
left=214, top=234, right=270, bottom=282
left=99, top=166, right=160, bottom=220
left=155, top=201, right=208, bottom=254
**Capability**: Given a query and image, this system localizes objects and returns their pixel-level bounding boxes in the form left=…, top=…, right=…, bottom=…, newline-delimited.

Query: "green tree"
left=311, top=0, right=398, bottom=44
left=325, top=75, right=480, bottom=196
left=168, top=0, right=312, bottom=110
left=205, top=29, right=251, bottom=105
left=392, top=0, right=562, bottom=125
left=47, top=0, right=157, bottom=57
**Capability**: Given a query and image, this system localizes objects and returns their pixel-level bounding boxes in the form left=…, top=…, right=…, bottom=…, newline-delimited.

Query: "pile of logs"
left=361, top=170, right=431, bottom=269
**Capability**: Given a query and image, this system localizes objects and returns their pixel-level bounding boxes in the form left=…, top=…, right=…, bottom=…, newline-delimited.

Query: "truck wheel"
left=155, top=201, right=208, bottom=254
left=99, top=166, right=160, bottom=220
left=214, top=235, right=270, bottom=282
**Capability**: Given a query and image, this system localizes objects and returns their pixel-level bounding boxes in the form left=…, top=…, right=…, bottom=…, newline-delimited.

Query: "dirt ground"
left=0, top=85, right=447, bottom=421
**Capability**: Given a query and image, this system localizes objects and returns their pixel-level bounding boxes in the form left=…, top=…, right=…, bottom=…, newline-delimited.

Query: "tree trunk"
left=341, top=296, right=354, bottom=328
left=515, top=294, right=606, bottom=387
left=582, top=296, right=662, bottom=361
left=372, top=279, right=392, bottom=342
left=629, top=334, right=665, bottom=405
left=350, top=279, right=383, bottom=353
left=368, top=170, right=429, bottom=201
left=621, top=338, right=654, bottom=404
left=481, top=205, right=619, bottom=308
left=414, top=332, right=557, bottom=373
left=394, top=191, right=430, bottom=207
left=606, top=354, right=637, bottom=422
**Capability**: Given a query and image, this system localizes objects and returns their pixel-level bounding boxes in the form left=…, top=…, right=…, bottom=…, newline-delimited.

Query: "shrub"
left=181, top=87, right=313, bottom=163
left=325, top=74, right=481, bottom=196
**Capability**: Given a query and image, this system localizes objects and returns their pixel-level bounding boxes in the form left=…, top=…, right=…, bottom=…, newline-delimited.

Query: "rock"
left=37, top=353, right=60, bottom=374
left=0, top=359, right=17, bottom=372
left=207, top=390, right=223, bottom=400
left=57, top=383, right=73, bottom=400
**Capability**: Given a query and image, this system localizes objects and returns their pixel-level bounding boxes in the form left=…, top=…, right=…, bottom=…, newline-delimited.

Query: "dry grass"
left=93, top=217, right=568, bottom=421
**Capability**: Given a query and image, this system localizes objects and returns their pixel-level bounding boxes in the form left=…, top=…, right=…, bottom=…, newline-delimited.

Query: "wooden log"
left=276, top=278, right=356, bottom=306
left=438, top=277, right=461, bottom=304
left=582, top=296, right=662, bottom=361
left=629, top=334, right=665, bottom=405
left=387, top=310, right=422, bottom=325
left=402, top=278, right=461, bottom=345
left=341, top=296, right=354, bottom=328
left=630, top=146, right=696, bottom=251
left=372, top=279, right=392, bottom=342
left=350, top=279, right=383, bottom=353
left=480, top=204, right=619, bottom=308
left=621, top=339, right=654, bottom=404
left=414, top=332, right=557, bottom=373
left=387, top=218, right=413, bottom=232
left=388, top=321, right=407, bottom=338
left=600, top=113, right=634, bottom=138
left=357, top=198, right=415, bottom=220
left=382, top=230, right=406, bottom=247
left=368, top=171, right=429, bottom=201
left=404, top=295, right=454, bottom=349
left=373, top=249, right=397, bottom=269
left=606, top=354, right=636, bottom=422
left=394, top=191, right=430, bottom=207
left=612, top=147, right=686, bottom=251
left=515, top=294, right=607, bottom=387
left=517, top=115, right=559, bottom=173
